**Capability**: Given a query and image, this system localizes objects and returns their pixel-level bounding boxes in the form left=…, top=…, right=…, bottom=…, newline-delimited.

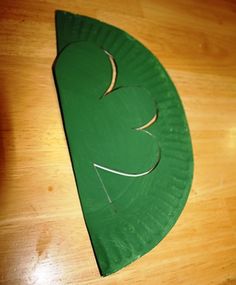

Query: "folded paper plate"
left=53, top=10, right=194, bottom=276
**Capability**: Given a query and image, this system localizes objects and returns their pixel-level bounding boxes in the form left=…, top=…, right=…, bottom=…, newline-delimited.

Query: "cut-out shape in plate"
left=53, top=10, right=194, bottom=276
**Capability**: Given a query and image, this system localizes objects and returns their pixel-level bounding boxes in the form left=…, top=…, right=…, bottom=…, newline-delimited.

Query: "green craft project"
left=53, top=10, right=194, bottom=276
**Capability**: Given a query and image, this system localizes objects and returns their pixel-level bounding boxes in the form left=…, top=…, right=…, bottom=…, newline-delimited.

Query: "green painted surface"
left=53, top=10, right=194, bottom=276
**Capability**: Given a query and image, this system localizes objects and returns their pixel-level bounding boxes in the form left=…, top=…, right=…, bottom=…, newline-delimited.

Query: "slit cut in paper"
left=104, top=50, right=117, bottom=96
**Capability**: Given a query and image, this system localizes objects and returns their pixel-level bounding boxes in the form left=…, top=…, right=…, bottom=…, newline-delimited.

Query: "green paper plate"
left=53, top=10, right=194, bottom=276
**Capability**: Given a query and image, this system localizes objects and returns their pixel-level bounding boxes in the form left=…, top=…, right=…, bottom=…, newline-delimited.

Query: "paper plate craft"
left=53, top=10, right=194, bottom=276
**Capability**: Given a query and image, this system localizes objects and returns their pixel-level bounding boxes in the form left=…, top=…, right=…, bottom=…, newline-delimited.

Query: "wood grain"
left=0, top=0, right=235, bottom=284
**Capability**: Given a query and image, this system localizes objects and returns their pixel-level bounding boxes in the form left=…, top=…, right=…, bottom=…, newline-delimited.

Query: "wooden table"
left=0, top=1, right=235, bottom=284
